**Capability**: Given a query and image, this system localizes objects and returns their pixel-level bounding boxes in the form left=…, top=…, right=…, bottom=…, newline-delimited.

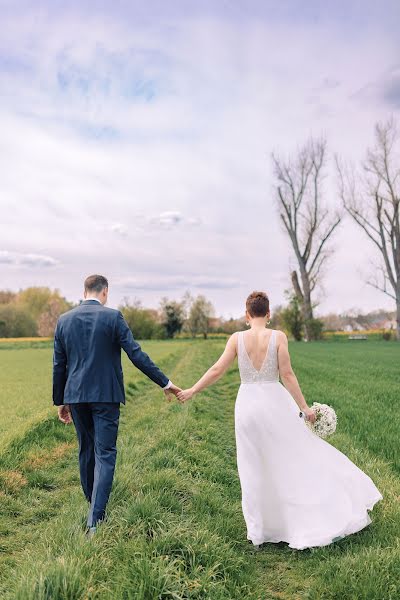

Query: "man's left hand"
left=163, top=382, right=182, bottom=401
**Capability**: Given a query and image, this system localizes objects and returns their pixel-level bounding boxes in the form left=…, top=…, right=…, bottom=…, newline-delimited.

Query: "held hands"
left=163, top=383, right=196, bottom=404
left=58, top=405, right=72, bottom=425
left=163, top=382, right=183, bottom=402
left=176, top=388, right=195, bottom=403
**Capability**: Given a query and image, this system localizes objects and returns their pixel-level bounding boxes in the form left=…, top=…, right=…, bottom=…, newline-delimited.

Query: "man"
left=52, top=274, right=181, bottom=537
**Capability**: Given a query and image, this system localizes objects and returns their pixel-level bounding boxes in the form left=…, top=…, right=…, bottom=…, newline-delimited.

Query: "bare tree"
left=337, top=118, right=400, bottom=341
left=272, top=138, right=342, bottom=340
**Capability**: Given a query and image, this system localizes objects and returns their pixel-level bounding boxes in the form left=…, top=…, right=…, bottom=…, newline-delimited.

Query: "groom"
left=52, top=274, right=181, bottom=536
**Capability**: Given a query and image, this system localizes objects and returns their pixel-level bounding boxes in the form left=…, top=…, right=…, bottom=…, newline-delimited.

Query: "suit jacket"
left=52, top=299, right=169, bottom=406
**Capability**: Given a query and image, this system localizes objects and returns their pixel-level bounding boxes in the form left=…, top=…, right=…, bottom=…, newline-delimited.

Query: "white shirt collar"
left=85, top=297, right=102, bottom=304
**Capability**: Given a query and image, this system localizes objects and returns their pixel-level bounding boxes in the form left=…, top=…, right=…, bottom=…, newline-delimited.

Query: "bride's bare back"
left=241, top=328, right=274, bottom=372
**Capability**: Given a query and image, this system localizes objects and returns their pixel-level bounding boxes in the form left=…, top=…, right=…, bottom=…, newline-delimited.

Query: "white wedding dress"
left=234, top=329, right=382, bottom=550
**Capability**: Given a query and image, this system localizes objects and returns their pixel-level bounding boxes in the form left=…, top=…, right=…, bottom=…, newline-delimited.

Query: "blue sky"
left=0, top=1, right=399, bottom=317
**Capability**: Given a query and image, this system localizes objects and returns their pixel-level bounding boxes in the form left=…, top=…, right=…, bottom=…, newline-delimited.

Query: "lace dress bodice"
left=237, top=329, right=279, bottom=384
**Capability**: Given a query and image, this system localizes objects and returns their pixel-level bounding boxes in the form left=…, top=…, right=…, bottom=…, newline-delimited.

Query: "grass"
left=0, top=339, right=399, bottom=598
left=0, top=340, right=185, bottom=453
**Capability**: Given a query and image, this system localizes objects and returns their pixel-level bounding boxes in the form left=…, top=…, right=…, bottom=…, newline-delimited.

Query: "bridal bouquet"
left=303, top=403, right=337, bottom=438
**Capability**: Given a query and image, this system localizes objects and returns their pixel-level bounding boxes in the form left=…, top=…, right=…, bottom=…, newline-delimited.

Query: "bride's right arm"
left=176, top=333, right=238, bottom=402
left=277, top=332, right=315, bottom=421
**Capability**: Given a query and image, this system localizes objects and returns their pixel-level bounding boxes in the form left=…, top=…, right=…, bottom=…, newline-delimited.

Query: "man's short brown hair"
left=246, top=291, right=270, bottom=317
left=84, top=274, right=109, bottom=293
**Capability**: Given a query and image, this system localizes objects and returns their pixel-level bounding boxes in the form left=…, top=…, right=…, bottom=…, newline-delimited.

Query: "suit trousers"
left=69, top=403, right=120, bottom=527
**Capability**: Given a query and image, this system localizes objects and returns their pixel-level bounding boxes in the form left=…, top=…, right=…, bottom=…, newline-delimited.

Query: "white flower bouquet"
left=301, top=403, right=337, bottom=438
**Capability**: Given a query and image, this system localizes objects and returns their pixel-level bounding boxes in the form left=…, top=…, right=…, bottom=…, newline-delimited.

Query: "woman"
left=177, top=291, right=382, bottom=550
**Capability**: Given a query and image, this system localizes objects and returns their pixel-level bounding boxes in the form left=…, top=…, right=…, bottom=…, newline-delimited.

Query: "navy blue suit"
left=52, top=299, right=169, bottom=527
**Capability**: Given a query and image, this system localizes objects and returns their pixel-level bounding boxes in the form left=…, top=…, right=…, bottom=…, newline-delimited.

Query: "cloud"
left=321, top=77, right=341, bottom=90
left=114, top=275, right=241, bottom=292
left=186, top=217, right=201, bottom=226
left=0, top=251, right=14, bottom=265
left=353, top=66, right=400, bottom=109
left=150, top=211, right=183, bottom=227
left=382, top=69, right=400, bottom=108
left=110, top=223, right=128, bottom=236
left=0, top=251, right=58, bottom=268
left=148, top=211, right=201, bottom=229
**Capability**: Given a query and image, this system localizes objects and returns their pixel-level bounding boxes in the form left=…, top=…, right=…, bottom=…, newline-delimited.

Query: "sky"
left=0, top=0, right=399, bottom=318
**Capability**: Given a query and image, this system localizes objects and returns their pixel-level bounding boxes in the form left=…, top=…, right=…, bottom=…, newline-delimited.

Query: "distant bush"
left=305, top=318, right=324, bottom=340
left=17, top=287, right=73, bottom=326
left=37, top=297, right=73, bottom=337
left=0, top=287, right=74, bottom=338
left=0, top=290, right=17, bottom=304
left=120, top=303, right=166, bottom=340
left=280, top=295, right=304, bottom=341
left=160, top=298, right=185, bottom=339
left=212, top=317, right=247, bottom=334
left=185, top=294, right=215, bottom=339
left=0, top=304, right=37, bottom=337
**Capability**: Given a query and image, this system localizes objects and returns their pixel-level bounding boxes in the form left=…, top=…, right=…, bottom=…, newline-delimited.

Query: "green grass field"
left=0, top=339, right=399, bottom=599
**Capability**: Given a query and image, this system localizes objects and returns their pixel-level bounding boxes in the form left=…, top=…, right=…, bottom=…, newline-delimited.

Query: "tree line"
left=119, top=293, right=243, bottom=339
left=0, top=286, right=395, bottom=341
left=0, top=288, right=243, bottom=340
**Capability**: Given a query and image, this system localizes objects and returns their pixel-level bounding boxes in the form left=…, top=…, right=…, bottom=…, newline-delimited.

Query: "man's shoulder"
left=100, top=306, right=121, bottom=318
left=58, top=306, right=79, bottom=322
left=58, top=304, right=121, bottom=323
left=90, top=305, right=123, bottom=325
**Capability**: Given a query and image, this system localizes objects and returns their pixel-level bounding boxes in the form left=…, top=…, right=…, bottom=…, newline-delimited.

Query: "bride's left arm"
left=177, top=334, right=238, bottom=402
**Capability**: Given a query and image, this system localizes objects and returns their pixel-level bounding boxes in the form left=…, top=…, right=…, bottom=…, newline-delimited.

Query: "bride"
left=177, top=291, right=382, bottom=550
